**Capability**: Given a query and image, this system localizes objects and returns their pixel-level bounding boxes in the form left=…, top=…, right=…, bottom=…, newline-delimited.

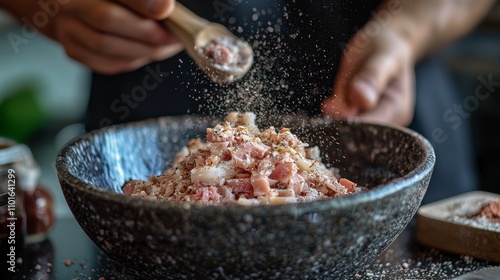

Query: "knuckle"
left=165, top=0, right=176, bottom=16
left=64, top=47, right=79, bottom=61
left=150, top=0, right=175, bottom=19
left=91, top=9, right=114, bottom=30
left=62, top=41, right=82, bottom=62
left=56, top=30, right=69, bottom=47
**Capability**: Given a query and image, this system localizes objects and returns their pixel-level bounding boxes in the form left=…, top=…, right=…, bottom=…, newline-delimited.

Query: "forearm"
left=380, top=0, right=495, bottom=62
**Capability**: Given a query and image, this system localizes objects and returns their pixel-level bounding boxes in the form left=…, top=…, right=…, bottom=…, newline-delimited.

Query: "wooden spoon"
left=163, top=3, right=254, bottom=83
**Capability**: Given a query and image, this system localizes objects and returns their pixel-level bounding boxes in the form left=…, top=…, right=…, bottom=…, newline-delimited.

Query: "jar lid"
left=0, top=144, right=27, bottom=165
left=0, top=139, right=36, bottom=167
left=14, top=161, right=41, bottom=191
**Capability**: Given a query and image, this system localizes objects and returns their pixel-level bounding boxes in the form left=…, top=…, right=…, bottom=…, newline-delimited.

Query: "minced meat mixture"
left=123, top=112, right=362, bottom=205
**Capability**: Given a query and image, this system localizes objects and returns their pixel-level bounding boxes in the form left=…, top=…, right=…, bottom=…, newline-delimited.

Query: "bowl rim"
left=56, top=115, right=435, bottom=213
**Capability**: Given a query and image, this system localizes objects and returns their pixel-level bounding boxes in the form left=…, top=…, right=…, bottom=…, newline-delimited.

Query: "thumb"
left=349, top=75, right=378, bottom=111
left=322, top=52, right=398, bottom=118
left=119, top=0, right=176, bottom=20
left=322, top=60, right=360, bottom=118
left=321, top=87, right=359, bottom=118
left=348, top=52, right=398, bottom=112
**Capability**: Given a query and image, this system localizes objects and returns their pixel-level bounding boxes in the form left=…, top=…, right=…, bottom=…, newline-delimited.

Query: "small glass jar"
left=0, top=138, right=28, bottom=259
left=16, top=163, right=55, bottom=244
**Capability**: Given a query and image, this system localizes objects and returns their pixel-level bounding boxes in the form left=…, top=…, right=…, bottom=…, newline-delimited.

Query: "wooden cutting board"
left=416, top=191, right=500, bottom=263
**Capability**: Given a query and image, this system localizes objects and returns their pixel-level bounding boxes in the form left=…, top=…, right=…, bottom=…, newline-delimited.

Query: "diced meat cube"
left=250, top=174, right=270, bottom=197
left=122, top=180, right=141, bottom=195
left=339, top=178, right=357, bottom=193
left=227, top=178, right=253, bottom=195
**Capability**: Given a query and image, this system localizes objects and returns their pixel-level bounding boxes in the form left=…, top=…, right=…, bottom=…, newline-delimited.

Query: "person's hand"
left=322, top=24, right=416, bottom=126
left=43, top=0, right=183, bottom=74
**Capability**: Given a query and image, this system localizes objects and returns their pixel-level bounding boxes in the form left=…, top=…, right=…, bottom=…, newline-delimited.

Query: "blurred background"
left=1, top=4, right=500, bottom=218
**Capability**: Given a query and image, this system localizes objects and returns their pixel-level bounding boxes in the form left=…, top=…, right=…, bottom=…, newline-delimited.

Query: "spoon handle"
left=164, top=3, right=208, bottom=43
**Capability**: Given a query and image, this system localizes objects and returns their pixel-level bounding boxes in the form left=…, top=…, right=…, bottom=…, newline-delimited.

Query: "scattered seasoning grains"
left=443, top=198, right=500, bottom=232
left=64, top=259, right=75, bottom=266
left=34, top=264, right=41, bottom=270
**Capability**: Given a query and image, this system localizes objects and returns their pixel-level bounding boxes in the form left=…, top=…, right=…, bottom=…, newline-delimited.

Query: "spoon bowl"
left=164, top=3, right=254, bottom=83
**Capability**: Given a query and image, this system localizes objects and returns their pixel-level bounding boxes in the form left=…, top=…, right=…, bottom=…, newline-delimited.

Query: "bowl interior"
left=61, top=115, right=431, bottom=198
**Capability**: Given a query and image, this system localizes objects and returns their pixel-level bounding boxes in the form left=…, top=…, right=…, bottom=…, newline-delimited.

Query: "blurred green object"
left=0, top=84, right=47, bottom=143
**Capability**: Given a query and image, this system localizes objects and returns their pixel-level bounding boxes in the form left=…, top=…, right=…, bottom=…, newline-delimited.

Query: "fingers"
left=325, top=72, right=414, bottom=127
left=117, top=0, right=175, bottom=20
left=55, top=0, right=184, bottom=74
left=321, top=91, right=358, bottom=118
left=63, top=18, right=183, bottom=60
left=57, top=16, right=183, bottom=74
left=321, top=51, right=363, bottom=117
left=348, top=52, right=398, bottom=111
left=322, top=27, right=413, bottom=125
left=62, top=34, right=151, bottom=75
left=358, top=69, right=415, bottom=126
left=71, top=0, right=178, bottom=46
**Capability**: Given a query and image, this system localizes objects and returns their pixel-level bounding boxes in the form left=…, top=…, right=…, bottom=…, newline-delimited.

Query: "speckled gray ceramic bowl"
left=56, top=116, right=435, bottom=279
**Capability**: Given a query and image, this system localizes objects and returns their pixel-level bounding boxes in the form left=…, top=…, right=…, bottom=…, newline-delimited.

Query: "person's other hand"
left=322, top=24, right=416, bottom=126
left=43, top=0, right=183, bottom=74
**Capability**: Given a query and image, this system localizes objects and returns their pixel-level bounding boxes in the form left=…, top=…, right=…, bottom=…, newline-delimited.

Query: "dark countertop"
left=8, top=217, right=499, bottom=280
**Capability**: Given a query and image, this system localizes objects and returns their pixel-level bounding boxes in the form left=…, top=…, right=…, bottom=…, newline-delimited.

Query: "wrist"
left=373, top=0, right=435, bottom=63
left=386, top=15, right=425, bottom=63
